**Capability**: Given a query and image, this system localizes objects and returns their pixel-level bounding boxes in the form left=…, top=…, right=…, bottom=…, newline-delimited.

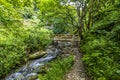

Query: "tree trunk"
left=76, top=6, right=83, bottom=40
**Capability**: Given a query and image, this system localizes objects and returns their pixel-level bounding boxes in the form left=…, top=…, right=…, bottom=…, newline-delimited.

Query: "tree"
left=38, top=0, right=77, bottom=34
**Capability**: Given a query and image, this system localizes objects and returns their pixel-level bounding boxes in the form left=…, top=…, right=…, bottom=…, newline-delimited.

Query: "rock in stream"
left=5, top=46, right=61, bottom=80
left=5, top=41, right=73, bottom=80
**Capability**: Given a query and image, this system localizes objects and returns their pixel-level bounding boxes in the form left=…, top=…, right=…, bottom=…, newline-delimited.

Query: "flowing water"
left=4, top=41, right=73, bottom=80
left=5, top=46, right=62, bottom=80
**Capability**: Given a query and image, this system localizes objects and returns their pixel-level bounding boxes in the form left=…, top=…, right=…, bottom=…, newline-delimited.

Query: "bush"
left=25, top=27, right=53, bottom=53
left=38, top=55, right=74, bottom=80
left=0, top=0, right=52, bottom=78
left=0, top=26, right=27, bottom=78
left=81, top=37, right=120, bottom=80
left=81, top=2, right=120, bottom=79
left=0, top=26, right=53, bottom=78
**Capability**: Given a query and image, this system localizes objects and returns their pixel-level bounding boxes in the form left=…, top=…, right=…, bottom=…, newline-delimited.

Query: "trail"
left=65, top=48, right=88, bottom=80
left=54, top=34, right=88, bottom=80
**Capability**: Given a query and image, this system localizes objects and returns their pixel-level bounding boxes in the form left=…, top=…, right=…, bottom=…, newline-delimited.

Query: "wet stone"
left=46, top=49, right=54, bottom=54
left=25, top=73, right=38, bottom=80
left=6, top=73, right=24, bottom=80
left=29, top=51, right=46, bottom=60
left=65, top=42, right=72, bottom=47
left=5, top=47, right=61, bottom=80
left=57, top=42, right=65, bottom=49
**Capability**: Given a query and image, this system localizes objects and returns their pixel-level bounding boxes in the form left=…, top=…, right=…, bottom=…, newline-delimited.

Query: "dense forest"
left=0, top=0, right=120, bottom=80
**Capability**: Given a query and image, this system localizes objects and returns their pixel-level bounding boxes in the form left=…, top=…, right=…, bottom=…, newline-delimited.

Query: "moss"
left=29, top=51, right=46, bottom=60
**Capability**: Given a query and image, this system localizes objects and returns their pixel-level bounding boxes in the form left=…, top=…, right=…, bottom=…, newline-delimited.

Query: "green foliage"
left=6, top=0, right=24, bottom=8
left=0, top=0, right=21, bottom=25
left=0, top=25, right=53, bottom=78
left=6, top=0, right=33, bottom=8
left=81, top=37, right=120, bottom=80
left=25, top=27, right=53, bottom=53
left=38, top=0, right=77, bottom=34
left=1, top=0, right=119, bottom=79
left=0, top=0, right=54, bottom=78
left=21, top=7, right=34, bottom=19
left=38, top=55, right=74, bottom=80
left=81, top=1, right=120, bottom=80
left=0, top=0, right=35, bottom=24
left=93, top=8, right=120, bottom=32
left=0, top=25, right=27, bottom=78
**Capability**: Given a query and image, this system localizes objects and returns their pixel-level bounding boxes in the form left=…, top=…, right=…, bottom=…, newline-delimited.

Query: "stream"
left=5, top=41, right=72, bottom=80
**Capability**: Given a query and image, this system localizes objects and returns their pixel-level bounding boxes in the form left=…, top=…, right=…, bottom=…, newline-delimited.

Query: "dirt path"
left=66, top=48, right=88, bottom=80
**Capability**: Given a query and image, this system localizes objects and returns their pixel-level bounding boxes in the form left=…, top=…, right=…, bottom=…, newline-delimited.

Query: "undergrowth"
left=81, top=2, right=120, bottom=80
left=38, top=55, right=74, bottom=80
left=0, top=25, right=53, bottom=78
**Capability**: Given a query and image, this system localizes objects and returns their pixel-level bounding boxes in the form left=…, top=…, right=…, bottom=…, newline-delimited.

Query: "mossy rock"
left=29, top=51, right=46, bottom=60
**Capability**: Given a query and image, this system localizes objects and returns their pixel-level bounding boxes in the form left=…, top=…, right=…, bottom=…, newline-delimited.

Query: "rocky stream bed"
left=4, top=41, right=74, bottom=80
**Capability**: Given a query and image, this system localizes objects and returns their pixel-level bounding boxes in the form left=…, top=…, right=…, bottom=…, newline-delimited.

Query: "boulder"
left=46, top=49, right=54, bottom=54
left=47, top=45, right=54, bottom=49
left=26, top=73, right=38, bottom=80
left=30, top=63, right=44, bottom=73
left=29, top=51, right=46, bottom=60
left=57, top=41, right=65, bottom=49
left=14, top=73, right=24, bottom=80
left=6, top=73, right=24, bottom=80
left=65, top=42, right=72, bottom=47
